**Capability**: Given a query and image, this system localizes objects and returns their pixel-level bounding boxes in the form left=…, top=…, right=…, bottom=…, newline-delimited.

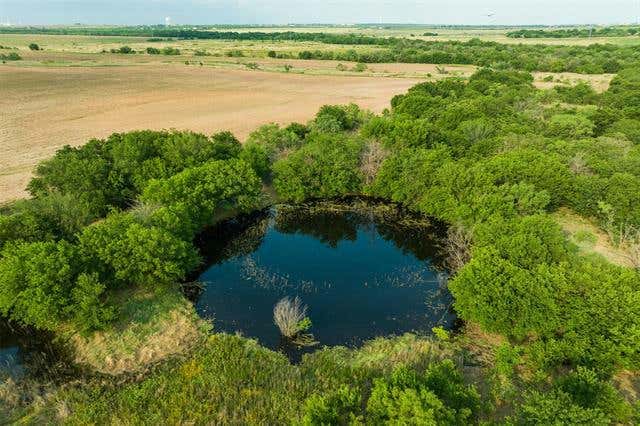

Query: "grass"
left=552, top=207, right=633, bottom=268
left=4, top=332, right=463, bottom=424
left=59, top=285, right=209, bottom=376
left=273, top=296, right=308, bottom=338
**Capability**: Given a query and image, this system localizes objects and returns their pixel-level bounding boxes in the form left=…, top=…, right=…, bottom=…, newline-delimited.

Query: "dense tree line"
left=296, top=39, right=639, bottom=73
left=508, top=26, right=640, bottom=38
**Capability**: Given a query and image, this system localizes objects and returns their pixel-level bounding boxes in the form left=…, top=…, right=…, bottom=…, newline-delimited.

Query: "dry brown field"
left=0, top=64, right=422, bottom=202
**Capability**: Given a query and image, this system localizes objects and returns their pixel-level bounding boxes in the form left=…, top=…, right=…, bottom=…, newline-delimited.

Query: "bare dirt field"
left=0, top=65, right=421, bottom=202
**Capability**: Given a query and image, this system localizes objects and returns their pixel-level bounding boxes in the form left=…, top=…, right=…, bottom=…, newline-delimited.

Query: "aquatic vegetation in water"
left=273, top=297, right=317, bottom=346
left=273, top=296, right=307, bottom=337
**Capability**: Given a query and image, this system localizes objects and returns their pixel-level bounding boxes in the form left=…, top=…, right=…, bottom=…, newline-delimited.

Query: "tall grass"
left=273, top=296, right=307, bottom=338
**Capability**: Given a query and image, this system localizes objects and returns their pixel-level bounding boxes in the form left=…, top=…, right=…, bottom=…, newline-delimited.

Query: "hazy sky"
left=0, top=0, right=638, bottom=26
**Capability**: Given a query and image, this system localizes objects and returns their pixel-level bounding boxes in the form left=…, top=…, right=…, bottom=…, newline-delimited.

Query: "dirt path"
left=0, top=65, right=421, bottom=202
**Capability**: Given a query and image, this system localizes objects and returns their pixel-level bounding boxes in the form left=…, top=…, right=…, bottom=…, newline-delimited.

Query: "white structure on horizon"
left=165, top=16, right=172, bottom=26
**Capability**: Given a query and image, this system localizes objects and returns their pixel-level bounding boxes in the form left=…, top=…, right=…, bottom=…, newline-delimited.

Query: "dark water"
left=193, top=200, right=455, bottom=359
left=0, top=320, right=63, bottom=378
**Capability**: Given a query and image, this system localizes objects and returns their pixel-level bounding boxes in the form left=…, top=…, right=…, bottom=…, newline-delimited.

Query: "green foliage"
left=244, top=123, right=305, bottom=175
left=516, top=390, right=610, bottom=425
left=110, top=46, right=135, bottom=54
left=71, top=273, right=116, bottom=332
left=314, top=104, right=366, bottom=132
left=0, top=51, right=22, bottom=60
left=0, top=240, right=112, bottom=331
left=28, top=43, right=39, bottom=50
left=554, top=82, right=599, bottom=104
left=161, top=46, right=180, bottom=55
left=606, top=118, right=640, bottom=144
left=0, top=193, right=96, bottom=249
left=27, top=130, right=238, bottom=217
left=301, top=385, right=363, bottom=425
left=210, top=131, right=242, bottom=160
left=366, top=362, right=481, bottom=425
left=273, top=133, right=364, bottom=202
left=78, top=212, right=200, bottom=288
left=546, top=113, right=595, bottom=139
left=141, top=159, right=263, bottom=226
left=515, top=367, right=633, bottom=424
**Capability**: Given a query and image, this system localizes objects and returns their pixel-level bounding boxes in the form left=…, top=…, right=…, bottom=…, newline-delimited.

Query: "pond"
left=192, top=199, right=456, bottom=360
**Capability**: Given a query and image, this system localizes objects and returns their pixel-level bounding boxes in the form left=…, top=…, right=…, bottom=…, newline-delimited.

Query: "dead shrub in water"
left=273, top=296, right=308, bottom=338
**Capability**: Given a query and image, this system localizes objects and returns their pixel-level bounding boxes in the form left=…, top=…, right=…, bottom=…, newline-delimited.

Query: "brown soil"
left=0, top=65, right=421, bottom=202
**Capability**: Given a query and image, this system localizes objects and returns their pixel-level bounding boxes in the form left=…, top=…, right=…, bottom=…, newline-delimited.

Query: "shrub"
left=0, top=52, right=22, bottom=60
left=140, top=159, right=263, bottom=226
left=546, top=113, right=595, bottom=139
left=273, top=133, right=364, bottom=202
left=28, top=43, right=40, bottom=51
left=301, top=385, right=362, bottom=425
left=273, top=296, right=310, bottom=338
left=110, top=46, right=134, bottom=54
left=78, top=213, right=200, bottom=288
left=161, top=47, right=180, bottom=55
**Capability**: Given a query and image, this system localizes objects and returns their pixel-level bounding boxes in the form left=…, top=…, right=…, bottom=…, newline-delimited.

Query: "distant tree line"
left=507, top=26, right=640, bottom=38
left=2, top=27, right=639, bottom=73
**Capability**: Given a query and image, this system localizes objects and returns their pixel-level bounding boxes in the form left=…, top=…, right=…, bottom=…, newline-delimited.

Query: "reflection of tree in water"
left=274, top=203, right=359, bottom=248
left=239, top=256, right=293, bottom=291
left=274, top=199, right=449, bottom=266
left=425, top=272, right=455, bottom=327
left=194, top=209, right=272, bottom=267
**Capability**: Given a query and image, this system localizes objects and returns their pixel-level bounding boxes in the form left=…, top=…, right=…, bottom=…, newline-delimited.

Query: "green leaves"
left=273, top=133, right=365, bottom=202
left=0, top=240, right=107, bottom=330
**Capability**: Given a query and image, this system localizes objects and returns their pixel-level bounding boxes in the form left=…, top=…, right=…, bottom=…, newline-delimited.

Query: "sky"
left=0, top=0, right=638, bottom=26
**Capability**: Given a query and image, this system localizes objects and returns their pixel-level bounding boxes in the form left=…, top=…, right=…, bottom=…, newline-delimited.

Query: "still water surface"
left=194, top=200, right=455, bottom=358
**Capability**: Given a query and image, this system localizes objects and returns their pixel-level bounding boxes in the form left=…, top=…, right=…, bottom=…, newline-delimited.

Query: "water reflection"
left=194, top=199, right=455, bottom=361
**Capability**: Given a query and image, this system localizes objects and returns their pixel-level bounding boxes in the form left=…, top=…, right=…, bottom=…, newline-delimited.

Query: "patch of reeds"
left=273, top=296, right=307, bottom=338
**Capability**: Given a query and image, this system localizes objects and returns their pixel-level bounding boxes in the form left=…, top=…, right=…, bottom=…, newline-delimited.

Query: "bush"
left=140, top=159, right=263, bottom=226
left=547, top=113, right=595, bottom=139
left=273, top=133, right=364, bottom=202
left=161, top=47, right=180, bottom=55
left=110, top=46, right=134, bottom=54
left=28, top=43, right=40, bottom=51
left=0, top=240, right=112, bottom=331
left=367, top=362, right=480, bottom=424
left=0, top=52, right=22, bottom=60
left=78, top=212, right=200, bottom=288
left=301, top=385, right=362, bottom=425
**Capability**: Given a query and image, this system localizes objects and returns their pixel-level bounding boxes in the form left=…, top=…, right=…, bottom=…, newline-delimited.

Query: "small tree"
left=28, top=43, right=40, bottom=51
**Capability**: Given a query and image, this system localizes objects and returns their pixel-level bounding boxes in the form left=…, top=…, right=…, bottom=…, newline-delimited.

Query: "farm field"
left=0, top=64, right=422, bottom=202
